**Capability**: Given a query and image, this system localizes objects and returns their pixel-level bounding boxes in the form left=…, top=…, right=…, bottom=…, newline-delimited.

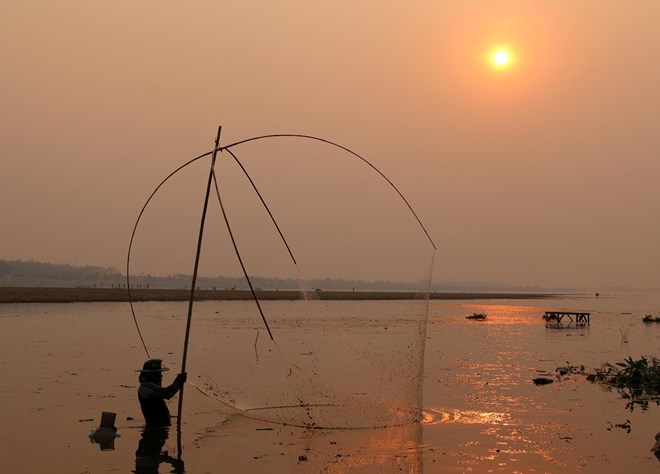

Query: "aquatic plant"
left=556, top=356, right=660, bottom=412
left=587, top=356, right=660, bottom=412
left=555, top=362, right=584, bottom=377
left=593, top=356, right=660, bottom=391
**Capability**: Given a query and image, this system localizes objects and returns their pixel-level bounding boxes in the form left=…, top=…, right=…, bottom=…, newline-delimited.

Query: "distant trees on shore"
left=0, top=259, right=121, bottom=286
left=0, top=259, right=420, bottom=291
left=4, top=258, right=595, bottom=293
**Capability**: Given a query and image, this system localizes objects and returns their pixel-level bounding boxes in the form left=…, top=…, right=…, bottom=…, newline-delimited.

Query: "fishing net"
left=185, top=278, right=433, bottom=429
left=129, top=135, right=435, bottom=429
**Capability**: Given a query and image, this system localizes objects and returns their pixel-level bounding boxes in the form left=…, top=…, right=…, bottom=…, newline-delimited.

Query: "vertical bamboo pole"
left=177, top=126, right=222, bottom=433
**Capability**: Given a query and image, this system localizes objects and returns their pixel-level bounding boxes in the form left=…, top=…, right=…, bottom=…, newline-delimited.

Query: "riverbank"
left=0, top=286, right=558, bottom=303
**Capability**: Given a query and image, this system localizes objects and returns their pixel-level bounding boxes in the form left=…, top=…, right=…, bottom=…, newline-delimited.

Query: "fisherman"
left=137, top=359, right=187, bottom=427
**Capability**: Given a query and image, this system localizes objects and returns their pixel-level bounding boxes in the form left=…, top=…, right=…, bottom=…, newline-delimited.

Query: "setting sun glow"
left=489, top=47, right=514, bottom=70
left=494, top=50, right=509, bottom=65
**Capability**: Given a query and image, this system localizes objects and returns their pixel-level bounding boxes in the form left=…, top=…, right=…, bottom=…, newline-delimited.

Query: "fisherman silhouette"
left=137, top=359, right=186, bottom=427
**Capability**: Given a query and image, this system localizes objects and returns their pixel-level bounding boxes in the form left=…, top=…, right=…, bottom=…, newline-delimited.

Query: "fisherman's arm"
left=140, top=373, right=187, bottom=400
left=161, top=372, right=187, bottom=399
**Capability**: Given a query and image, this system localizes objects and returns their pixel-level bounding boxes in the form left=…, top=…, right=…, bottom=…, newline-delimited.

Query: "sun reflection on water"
left=422, top=407, right=509, bottom=425
left=422, top=406, right=576, bottom=470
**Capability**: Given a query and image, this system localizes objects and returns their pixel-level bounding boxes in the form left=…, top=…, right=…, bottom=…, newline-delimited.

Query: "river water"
left=0, top=293, right=658, bottom=473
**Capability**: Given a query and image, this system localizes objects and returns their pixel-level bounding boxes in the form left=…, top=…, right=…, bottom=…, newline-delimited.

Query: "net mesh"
left=189, top=279, right=432, bottom=428
left=131, top=136, right=435, bottom=429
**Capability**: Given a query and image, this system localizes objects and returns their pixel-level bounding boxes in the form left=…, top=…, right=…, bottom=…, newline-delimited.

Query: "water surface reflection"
left=1, top=297, right=659, bottom=472
left=134, top=427, right=184, bottom=473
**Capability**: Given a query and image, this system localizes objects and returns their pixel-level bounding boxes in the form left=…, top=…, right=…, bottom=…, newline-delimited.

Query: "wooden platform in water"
left=543, top=311, right=590, bottom=328
left=0, top=287, right=557, bottom=304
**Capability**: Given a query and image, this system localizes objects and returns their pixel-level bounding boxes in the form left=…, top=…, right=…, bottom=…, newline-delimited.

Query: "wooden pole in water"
left=177, top=126, right=222, bottom=435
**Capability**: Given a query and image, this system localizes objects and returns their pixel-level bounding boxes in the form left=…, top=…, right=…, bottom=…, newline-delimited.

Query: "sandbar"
left=0, top=286, right=556, bottom=303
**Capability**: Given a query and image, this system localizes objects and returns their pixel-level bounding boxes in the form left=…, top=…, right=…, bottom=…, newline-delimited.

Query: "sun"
left=493, top=50, right=509, bottom=66
left=489, top=47, right=514, bottom=70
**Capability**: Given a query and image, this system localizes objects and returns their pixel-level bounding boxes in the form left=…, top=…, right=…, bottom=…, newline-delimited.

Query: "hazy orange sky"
left=2, top=2, right=659, bottom=289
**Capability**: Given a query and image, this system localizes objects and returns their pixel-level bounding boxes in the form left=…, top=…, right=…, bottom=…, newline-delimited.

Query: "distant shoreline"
left=0, top=287, right=559, bottom=304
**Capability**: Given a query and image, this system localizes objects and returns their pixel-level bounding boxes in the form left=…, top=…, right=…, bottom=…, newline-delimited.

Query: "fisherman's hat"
left=136, top=358, right=170, bottom=373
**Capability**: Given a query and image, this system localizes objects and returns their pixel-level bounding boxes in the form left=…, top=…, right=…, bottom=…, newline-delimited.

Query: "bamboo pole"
left=177, top=126, right=222, bottom=435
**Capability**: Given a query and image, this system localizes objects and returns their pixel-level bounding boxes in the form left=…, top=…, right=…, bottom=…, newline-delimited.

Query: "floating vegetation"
left=606, top=419, right=631, bottom=434
left=465, top=313, right=487, bottom=320
left=589, top=356, right=660, bottom=393
left=642, top=314, right=660, bottom=323
left=555, top=357, right=660, bottom=412
left=555, top=363, right=585, bottom=377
